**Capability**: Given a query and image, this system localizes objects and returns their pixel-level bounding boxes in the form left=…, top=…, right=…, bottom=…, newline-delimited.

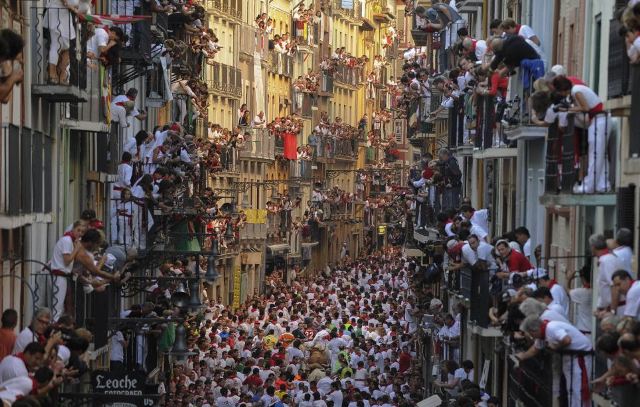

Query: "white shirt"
left=469, top=209, right=489, bottom=235
left=116, top=163, right=133, bottom=189
left=549, top=282, right=570, bottom=317
left=596, top=253, right=624, bottom=309
left=0, top=376, right=34, bottom=403
left=110, top=331, right=125, bottom=362
left=0, top=355, right=28, bottom=383
left=461, top=243, right=478, bottom=266
left=517, top=24, right=537, bottom=41
left=624, top=281, right=640, bottom=320
left=571, top=85, right=602, bottom=110
left=328, top=389, right=343, bottom=407
left=544, top=321, right=592, bottom=352
left=50, top=235, right=75, bottom=274
left=12, top=328, right=37, bottom=354
left=569, top=287, right=593, bottom=333
left=613, top=246, right=633, bottom=273
left=522, top=239, right=532, bottom=259
left=87, top=27, right=109, bottom=57
left=453, top=367, right=474, bottom=383
left=474, top=40, right=487, bottom=62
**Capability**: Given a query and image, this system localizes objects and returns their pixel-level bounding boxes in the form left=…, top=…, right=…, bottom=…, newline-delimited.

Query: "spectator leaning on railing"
left=0, top=29, right=24, bottom=103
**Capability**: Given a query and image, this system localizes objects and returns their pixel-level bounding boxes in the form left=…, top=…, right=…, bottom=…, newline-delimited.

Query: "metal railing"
left=239, top=223, right=267, bottom=240
left=205, top=0, right=241, bottom=20
left=238, top=128, right=275, bottom=160
left=0, top=125, right=53, bottom=215
left=316, top=136, right=335, bottom=159
left=334, top=65, right=361, bottom=87
left=270, top=51, right=293, bottom=77
left=293, top=20, right=320, bottom=46
left=320, top=72, right=334, bottom=93
left=507, top=350, right=555, bottom=407
left=207, top=63, right=242, bottom=98
left=288, top=160, right=312, bottom=179
left=334, top=138, right=357, bottom=159
left=544, top=112, right=612, bottom=194
left=333, top=0, right=361, bottom=18
left=30, top=7, right=84, bottom=91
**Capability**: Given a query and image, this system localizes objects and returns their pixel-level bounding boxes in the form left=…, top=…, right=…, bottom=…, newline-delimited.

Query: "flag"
left=78, top=14, right=151, bottom=27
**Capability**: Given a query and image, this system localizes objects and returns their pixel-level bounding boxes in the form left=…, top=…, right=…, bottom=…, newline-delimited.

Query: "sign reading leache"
left=91, top=370, right=157, bottom=407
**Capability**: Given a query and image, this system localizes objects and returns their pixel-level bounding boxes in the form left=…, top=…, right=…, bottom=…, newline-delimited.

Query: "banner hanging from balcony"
left=78, top=14, right=152, bottom=27
left=244, top=209, right=267, bottom=224
left=341, top=0, right=354, bottom=10
left=233, top=266, right=242, bottom=309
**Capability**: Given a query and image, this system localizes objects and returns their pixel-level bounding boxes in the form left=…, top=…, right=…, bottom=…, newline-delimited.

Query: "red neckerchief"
left=516, top=24, right=522, bottom=34
left=597, top=249, right=610, bottom=258
left=63, top=231, right=77, bottom=243
left=539, top=320, right=550, bottom=338
left=548, top=279, right=558, bottom=290
left=583, top=283, right=591, bottom=289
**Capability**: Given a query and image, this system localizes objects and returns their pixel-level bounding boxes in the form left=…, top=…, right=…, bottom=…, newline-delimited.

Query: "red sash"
left=577, top=355, right=590, bottom=402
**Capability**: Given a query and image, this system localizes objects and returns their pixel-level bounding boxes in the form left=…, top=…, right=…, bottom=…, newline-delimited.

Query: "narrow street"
left=1, top=0, right=640, bottom=406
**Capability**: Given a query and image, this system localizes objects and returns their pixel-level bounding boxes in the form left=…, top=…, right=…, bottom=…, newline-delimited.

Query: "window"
left=593, top=15, right=602, bottom=92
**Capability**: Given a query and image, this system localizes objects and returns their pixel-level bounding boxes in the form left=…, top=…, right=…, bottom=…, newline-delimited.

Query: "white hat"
left=551, top=64, right=567, bottom=76
left=446, top=240, right=458, bottom=251
left=57, top=344, right=71, bottom=365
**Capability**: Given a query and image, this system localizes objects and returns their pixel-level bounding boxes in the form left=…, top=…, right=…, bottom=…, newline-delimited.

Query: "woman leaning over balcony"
left=44, top=0, right=79, bottom=84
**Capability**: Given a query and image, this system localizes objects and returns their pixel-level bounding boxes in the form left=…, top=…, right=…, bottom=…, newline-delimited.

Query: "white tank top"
left=571, top=85, right=602, bottom=109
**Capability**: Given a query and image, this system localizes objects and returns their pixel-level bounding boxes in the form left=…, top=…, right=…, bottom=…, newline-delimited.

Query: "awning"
left=359, top=18, right=375, bottom=31
left=301, top=241, right=319, bottom=248
left=267, top=244, right=290, bottom=254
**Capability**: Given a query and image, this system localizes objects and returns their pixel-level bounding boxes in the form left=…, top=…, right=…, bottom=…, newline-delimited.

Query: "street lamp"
left=204, top=255, right=219, bottom=282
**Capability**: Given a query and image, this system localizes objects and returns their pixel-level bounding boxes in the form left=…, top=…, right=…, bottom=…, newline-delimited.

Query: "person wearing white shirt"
left=514, top=227, right=532, bottom=260
left=566, top=266, right=593, bottom=335
left=461, top=205, right=489, bottom=237
left=612, top=228, right=633, bottom=272
left=0, top=342, right=45, bottom=383
left=253, top=111, right=267, bottom=128
left=328, top=383, right=343, bottom=407
left=467, top=235, right=497, bottom=274
left=611, top=269, right=640, bottom=320
left=49, top=221, right=85, bottom=321
left=538, top=275, right=570, bottom=317
left=110, top=330, right=127, bottom=372
left=591, top=234, right=626, bottom=314
left=519, top=317, right=591, bottom=407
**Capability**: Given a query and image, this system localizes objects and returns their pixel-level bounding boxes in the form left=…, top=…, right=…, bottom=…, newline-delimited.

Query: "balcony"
left=334, top=65, right=361, bottom=88
left=294, top=92, right=317, bottom=118
left=270, top=51, right=293, bottom=77
left=275, top=136, right=284, bottom=156
left=293, top=21, right=320, bottom=48
left=30, top=7, right=88, bottom=102
left=507, top=350, right=555, bottom=407
left=371, top=0, right=395, bottom=23
left=289, top=160, right=312, bottom=180
left=207, top=63, right=242, bottom=99
left=334, top=138, right=357, bottom=161
left=239, top=223, right=267, bottom=240
left=0, top=125, right=53, bottom=217
left=316, top=136, right=336, bottom=161
left=539, top=113, right=616, bottom=207
left=205, top=0, right=242, bottom=22
left=319, top=73, right=334, bottom=95
left=332, top=0, right=361, bottom=20
left=238, top=128, right=275, bottom=161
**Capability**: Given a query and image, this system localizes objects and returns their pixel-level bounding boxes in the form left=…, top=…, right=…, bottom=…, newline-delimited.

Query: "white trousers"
left=582, top=115, right=610, bottom=193
left=52, top=274, right=67, bottom=322
left=562, top=354, right=591, bottom=407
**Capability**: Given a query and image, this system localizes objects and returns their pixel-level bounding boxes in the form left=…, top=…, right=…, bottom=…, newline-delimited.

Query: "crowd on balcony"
left=320, top=49, right=368, bottom=78
left=404, top=0, right=619, bottom=194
